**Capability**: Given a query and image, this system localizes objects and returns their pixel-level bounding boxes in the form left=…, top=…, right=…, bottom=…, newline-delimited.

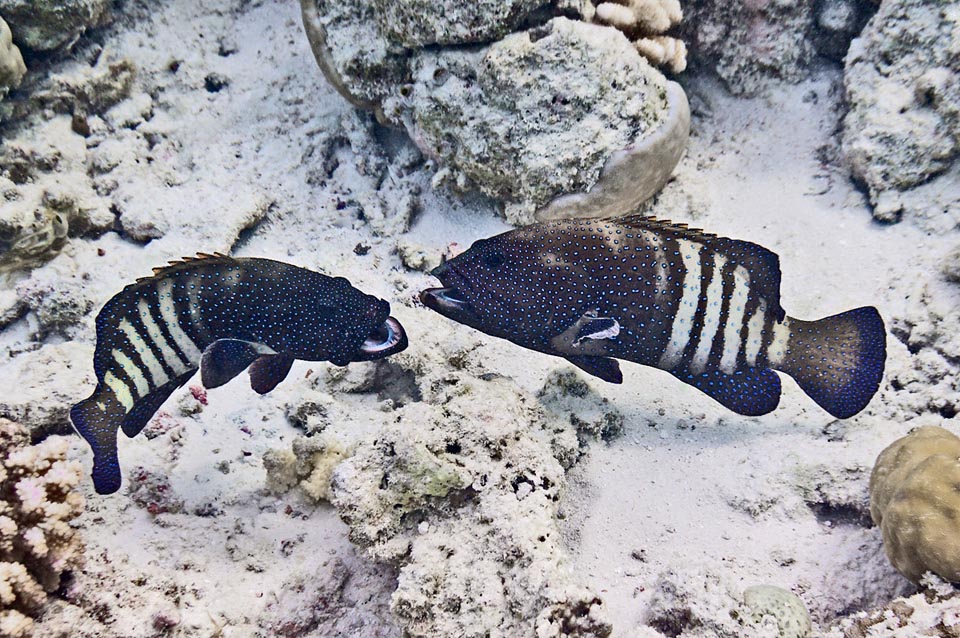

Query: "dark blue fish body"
left=72, top=255, right=407, bottom=494
left=421, top=216, right=885, bottom=419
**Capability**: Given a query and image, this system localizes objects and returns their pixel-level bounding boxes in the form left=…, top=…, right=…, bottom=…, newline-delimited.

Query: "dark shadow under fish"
left=71, top=254, right=408, bottom=495
left=420, top=216, right=885, bottom=420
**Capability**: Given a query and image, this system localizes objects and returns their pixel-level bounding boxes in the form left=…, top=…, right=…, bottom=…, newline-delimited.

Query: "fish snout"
left=354, top=316, right=408, bottom=361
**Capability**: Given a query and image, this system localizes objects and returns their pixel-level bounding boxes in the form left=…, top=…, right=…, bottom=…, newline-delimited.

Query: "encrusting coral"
left=0, top=418, right=84, bottom=637
left=869, top=426, right=960, bottom=583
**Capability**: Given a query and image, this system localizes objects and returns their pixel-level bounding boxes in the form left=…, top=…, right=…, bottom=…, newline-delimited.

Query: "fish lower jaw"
left=354, top=316, right=408, bottom=361
left=419, top=287, right=471, bottom=312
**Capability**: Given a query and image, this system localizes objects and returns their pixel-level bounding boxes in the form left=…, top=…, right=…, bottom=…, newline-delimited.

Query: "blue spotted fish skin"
left=71, top=255, right=407, bottom=494
left=420, top=216, right=886, bottom=419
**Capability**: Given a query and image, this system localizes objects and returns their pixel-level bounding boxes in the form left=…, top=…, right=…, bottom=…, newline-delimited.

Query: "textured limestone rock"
left=870, top=426, right=960, bottom=582
left=330, top=373, right=612, bottom=637
left=0, top=0, right=111, bottom=51
left=0, top=419, right=85, bottom=637
left=390, top=18, right=669, bottom=224
left=301, top=1, right=686, bottom=225
left=842, top=0, right=960, bottom=226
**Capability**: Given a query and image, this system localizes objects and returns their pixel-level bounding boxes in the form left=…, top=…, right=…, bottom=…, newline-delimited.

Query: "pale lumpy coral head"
left=870, top=426, right=960, bottom=583
left=397, top=18, right=669, bottom=223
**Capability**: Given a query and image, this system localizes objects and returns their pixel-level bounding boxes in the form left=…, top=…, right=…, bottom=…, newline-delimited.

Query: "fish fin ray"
left=201, top=339, right=276, bottom=389
left=565, top=355, right=623, bottom=383
left=120, top=368, right=196, bottom=438
left=248, top=353, right=295, bottom=395
left=615, top=215, right=783, bottom=312
left=671, top=366, right=782, bottom=416
left=776, top=307, right=885, bottom=418
left=137, top=253, right=238, bottom=284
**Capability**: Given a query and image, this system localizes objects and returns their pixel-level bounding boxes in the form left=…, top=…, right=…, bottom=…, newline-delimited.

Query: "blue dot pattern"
left=70, top=255, right=405, bottom=495
left=421, top=215, right=886, bottom=420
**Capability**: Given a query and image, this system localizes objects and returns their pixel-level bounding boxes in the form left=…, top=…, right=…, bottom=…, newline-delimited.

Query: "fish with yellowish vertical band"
left=420, top=216, right=886, bottom=419
left=71, top=254, right=408, bottom=495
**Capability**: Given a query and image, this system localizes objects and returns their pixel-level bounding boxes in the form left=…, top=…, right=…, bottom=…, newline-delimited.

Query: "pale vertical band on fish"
left=659, top=238, right=702, bottom=369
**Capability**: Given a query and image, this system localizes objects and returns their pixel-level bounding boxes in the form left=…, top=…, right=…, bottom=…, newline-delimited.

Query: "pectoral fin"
left=574, top=317, right=621, bottom=345
left=201, top=339, right=275, bottom=389
left=565, top=355, right=623, bottom=384
left=248, top=353, right=295, bottom=395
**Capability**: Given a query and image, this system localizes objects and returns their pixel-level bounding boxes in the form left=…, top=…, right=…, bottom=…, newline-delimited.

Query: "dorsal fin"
left=611, top=215, right=783, bottom=313
left=136, top=253, right=236, bottom=284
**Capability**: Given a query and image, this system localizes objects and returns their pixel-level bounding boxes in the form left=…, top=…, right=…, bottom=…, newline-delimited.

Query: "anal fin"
left=565, top=355, right=623, bottom=384
left=671, top=366, right=781, bottom=416
left=121, top=369, right=196, bottom=438
left=201, top=339, right=275, bottom=389
left=249, top=353, right=295, bottom=395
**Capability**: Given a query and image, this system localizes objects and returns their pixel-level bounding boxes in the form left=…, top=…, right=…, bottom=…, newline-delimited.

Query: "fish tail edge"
left=776, top=306, right=886, bottom=419
left=70, top=389, right=123, bottom=495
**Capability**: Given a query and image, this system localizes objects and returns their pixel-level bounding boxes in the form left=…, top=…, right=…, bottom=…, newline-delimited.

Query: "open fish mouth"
left=419, top=286, right=472, bottom=312
left=355, top=316, right=408, bottom=360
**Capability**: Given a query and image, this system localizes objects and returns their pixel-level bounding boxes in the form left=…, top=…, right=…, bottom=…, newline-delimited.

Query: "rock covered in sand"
left=842, top=0, right=960, bottom=226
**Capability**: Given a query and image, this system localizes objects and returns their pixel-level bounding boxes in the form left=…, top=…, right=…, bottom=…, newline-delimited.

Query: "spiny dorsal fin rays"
left=137, top=253, right=236, bottom=284
left=612, top=214, right=718, bottom=242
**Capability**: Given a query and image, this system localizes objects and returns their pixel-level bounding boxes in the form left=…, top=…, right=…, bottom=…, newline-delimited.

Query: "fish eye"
left=483, top=251, right=505, bottom=269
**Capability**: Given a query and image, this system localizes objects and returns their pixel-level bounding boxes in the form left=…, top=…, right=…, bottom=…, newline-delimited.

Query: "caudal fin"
left=774, top=307, right=886, bottom=419
left=69, top=389, right=123, bottom=495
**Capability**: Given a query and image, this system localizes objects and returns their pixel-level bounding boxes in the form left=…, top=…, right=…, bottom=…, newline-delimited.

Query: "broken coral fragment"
left=0, top=17, right=25, bottom=97
left=870, top=426, right=960, bottom=582
left=593, top=0, right=687, bottom=72
left=742, top=585, right=812, bottom=638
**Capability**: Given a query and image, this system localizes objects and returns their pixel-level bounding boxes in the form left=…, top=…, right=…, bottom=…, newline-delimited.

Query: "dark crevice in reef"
left=806, top=501, right=874, bottom=528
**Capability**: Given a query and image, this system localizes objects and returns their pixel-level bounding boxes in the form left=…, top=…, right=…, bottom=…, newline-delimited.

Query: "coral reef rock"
left=301, top=0, right=687, bottom=225
left=682, top=0, right=874, bottom=95
left=824, top=575, right=960, bottom=637
left=330, top=373, right=613, bottom=637
left=870, top=426, right=960, bottom=583
left=391, top=18, right=669, bottom=224
left=0, top=0, right=112, bottom=51
left=263, top=433, right=355, bottom=502
left=0, top=17, right=24, bottom=99
left=741, top=585, right=812, bottom=638
left=0, top=418, right=85, bottom=637
left=842, top=0, right=960, bottom=228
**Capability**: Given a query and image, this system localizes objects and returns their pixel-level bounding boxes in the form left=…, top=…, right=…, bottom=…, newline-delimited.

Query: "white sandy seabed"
left=1, top=0, right=959, bottom=636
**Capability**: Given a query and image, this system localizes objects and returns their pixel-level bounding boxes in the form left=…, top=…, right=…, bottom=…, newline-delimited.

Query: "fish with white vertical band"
left=420, top=216, right=886, bottom=421
left=71, top=254, right=408, bottom=495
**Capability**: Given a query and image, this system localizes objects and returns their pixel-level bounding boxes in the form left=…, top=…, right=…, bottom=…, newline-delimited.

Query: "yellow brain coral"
left=0, top=418, right=84, bottom=637
left=869, top=426, right=960, bottom=583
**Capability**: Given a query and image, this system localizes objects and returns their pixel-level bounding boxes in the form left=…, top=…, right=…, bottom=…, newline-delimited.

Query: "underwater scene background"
left=0, top=0, right=958, bottom=636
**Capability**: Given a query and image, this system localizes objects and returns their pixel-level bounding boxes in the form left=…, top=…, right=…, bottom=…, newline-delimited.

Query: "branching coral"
left=0, top=418, right=84, bottom=637
left=870, top=426, right=960, bottom=583
left=593, top=0, right=687, bottom=72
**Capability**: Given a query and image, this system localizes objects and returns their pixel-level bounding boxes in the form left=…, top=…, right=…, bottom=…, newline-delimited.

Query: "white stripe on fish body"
left=157, top=279, right=203, bottom=364
left=104, top=371, right=134, bottom=412
left=118, top=318, right=170, bottom=387
left=658, top=239, right=702, bottom=370
left=137, top=299, right=187, bottom=377
left=690, top=253, right=727, bottom=375
left=646, top=233, right=669, bottom=300
left=719, top=265, right=751, bottom=374
left=744, top=299, right=768, bottom=367
left=184, top=276, right=211, bottom=341
left=766, top=318, right=792, bottom=367
left=111, top=349, right=149, bottom=399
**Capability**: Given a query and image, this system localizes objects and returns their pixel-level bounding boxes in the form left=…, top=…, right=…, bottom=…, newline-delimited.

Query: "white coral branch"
left=634, top=36, right=688, bottom=73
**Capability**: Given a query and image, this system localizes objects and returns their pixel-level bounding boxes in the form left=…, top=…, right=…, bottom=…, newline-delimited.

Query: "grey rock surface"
left=0, top=0, right=111, bottom=51
left=841, top=0, right=960, bottom=227
left=373, top=0, right=552, bottom=47
left=388, top=18, right=669, bottom=224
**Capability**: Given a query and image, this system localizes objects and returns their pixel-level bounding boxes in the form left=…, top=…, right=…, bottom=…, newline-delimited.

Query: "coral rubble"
left=0, top=419, right=84, bottom=637
left=869, top=426, right=960, bottom=583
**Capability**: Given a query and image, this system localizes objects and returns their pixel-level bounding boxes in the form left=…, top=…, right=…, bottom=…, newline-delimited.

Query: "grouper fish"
left=71, top=254, right=408, bottom=494
left=420, top=216, right=886, bottom=419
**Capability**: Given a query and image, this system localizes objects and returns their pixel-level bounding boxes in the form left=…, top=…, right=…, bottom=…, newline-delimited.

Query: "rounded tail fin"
left=775, top=307, right=886, bottom=419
